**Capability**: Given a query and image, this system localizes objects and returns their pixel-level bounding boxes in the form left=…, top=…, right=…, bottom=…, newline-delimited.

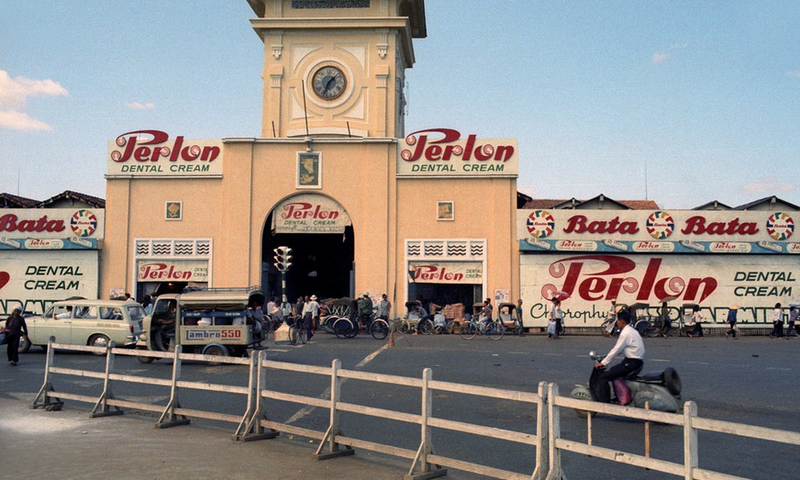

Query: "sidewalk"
left=0, top=396, right=410, bottom=480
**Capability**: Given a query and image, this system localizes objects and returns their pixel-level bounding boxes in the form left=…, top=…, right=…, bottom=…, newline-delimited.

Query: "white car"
left=18, top=299, right=145, bottom=353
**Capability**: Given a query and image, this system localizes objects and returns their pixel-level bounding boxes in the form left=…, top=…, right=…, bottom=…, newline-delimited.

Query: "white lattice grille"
left=134, top=239, right=212, bottom=258
left=406, top=239, right=485, bottom=260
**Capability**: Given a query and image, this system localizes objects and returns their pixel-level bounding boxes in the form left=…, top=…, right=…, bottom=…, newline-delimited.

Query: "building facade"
left=100, top=0, right=520, bottom=313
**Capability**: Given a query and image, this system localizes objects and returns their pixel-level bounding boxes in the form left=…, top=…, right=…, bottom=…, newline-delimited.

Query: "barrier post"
left=156, top=345, right=190, bottom=428
left=315, top=359, right=354, bottom=459
left=531, top=381, right=548, bottom=480
left=545, top=383, right=566, bottom=480
left=234, top=350, right=278, bottom=441
left=683, top=401, right=698, bottom=480
left=30, top=336, right=63, bottom=411
left=90, top=341, right=123, bottom=418
left=406, top=368, right=446, bottom=480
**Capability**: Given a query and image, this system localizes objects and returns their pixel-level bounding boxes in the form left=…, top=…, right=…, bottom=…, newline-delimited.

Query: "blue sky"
left=1, top=1, right=799, bottom=208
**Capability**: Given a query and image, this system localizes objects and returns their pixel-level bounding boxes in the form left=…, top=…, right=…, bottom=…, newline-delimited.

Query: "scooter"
left=570, top=351, right=682, bottom=417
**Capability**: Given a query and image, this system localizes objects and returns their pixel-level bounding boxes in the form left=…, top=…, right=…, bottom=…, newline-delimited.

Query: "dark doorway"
left=262, top=211, right=354, bottom=303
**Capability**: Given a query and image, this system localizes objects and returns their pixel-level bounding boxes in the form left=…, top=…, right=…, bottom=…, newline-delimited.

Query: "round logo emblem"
left=70, top=209, right=98, bottom=237
left=766, top=212, right=794, bottom=241
left=526, top=210, right=555, bottom=238
left=646, top=211, right=675, bottom=240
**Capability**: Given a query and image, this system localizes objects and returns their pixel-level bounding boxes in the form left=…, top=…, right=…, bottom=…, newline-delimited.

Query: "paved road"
left=2, top=332, right=799, bottom=479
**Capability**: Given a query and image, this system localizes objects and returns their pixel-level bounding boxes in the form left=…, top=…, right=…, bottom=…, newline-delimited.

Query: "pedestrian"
left=376, top=293, right=392, bottom=321
left=357, top=293, right=373, bottom=329
left=604, top=299, right=618, bottom=336
left=687, top=305, right=704, bottom=338
left=294, top=296, right=304, bottom=326
left=550, top=298, right=563, bottom=338
left=302, top=295, right=319, bottom=340
left=726, top=304, right=739, bottom=339
left=787, top=306, right=798, bottom=338
left=771, top=303, right=783, bottom=338
left=516, top=299, right=525, bottom=336
left=658, top=301, right=671, bottom=338
left=4, top=308, right=28, bottom=366
left=141, top=294, right=154, bottom=316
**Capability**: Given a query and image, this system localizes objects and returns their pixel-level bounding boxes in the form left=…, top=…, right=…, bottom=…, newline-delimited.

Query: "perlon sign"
left=398, top=128, right=518, bottom=177
left=107, top=130, right=224, bottom=177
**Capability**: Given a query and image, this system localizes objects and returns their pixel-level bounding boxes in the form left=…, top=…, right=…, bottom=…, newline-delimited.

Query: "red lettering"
left=0, top=214, right=66, bottom=233
left=280, top=202, right=340, bottom=220
left=563, top=215, right=640, bottom=235
left=110, top=130, right=219, bottom=164
left=400, top=128, right=515, bottom=163
left=545, top=255, right=718, bottom=304
left=681, top=216, right=759, bottom=236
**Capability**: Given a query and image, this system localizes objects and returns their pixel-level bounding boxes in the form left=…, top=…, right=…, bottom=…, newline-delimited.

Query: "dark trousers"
left=727, top=322, right=737, bottom=337
left=595, top=358, right=644, bottom=403
left=303, top=313, right=314, bottom=339
left=7, top=335, right=20, bottom=363
left=772, top=321, right=784, bottom=337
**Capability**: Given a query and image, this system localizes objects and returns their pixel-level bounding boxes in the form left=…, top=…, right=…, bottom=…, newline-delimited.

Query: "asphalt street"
left=2, top=331, right=799, bottom=480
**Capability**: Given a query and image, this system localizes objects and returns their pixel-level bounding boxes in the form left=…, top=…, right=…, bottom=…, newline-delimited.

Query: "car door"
left=37, top=304, right=74, bottom=345
left=70, top=305, right=100, bottom=346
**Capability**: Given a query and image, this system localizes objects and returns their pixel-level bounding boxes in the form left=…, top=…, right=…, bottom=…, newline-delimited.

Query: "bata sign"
left=0, top=209, right=104, bottom=241
left=272, top=194, right=352, bottom=234
left=519, top=209, right=796, bottom=244
left=398, top=128, right=518, bottom=177
left=107, top=130, right=224, bottom=177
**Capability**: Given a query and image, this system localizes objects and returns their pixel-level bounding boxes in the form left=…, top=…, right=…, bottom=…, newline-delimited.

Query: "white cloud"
left=0, top=70, right=68, bottom=109
left=0, top=70, right=67, bottom=131
left=741, top=177, right=797, bottom=194
left=786, top=70, right=800, bottom=78
left=651, top=53, right=669, bottom=64
left=0, top=110, right=54, bottom=131
left=126, top=102, right=155, bottom=110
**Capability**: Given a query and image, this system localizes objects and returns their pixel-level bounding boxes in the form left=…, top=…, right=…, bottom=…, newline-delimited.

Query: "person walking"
left=302, top=295, right=320, bottom=340
left=687, top=305, right=704, bottom=338
left=4, top=308, right=28, bottom=366
left=771, top=303, right=784, bottom=338
left=357, top=293, right=373, bottom=329
left=516, top=299, right=525, bottom=336
left=549, top=298, right=563, bottom=339
left=726, top=304, right=739, bottom=339
left=658, top=301, right=671, bottom=338
left=785, top=305, right=797, bottom=338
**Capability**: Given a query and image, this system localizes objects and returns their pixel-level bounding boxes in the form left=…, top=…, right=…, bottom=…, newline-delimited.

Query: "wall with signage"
left=0, top=250, right=99, bottom=316
left=517, top=209, right=799, bottom=328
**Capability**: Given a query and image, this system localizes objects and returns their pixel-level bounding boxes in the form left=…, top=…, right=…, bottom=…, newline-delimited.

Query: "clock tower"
left=247, top=0, right=427, bottom=139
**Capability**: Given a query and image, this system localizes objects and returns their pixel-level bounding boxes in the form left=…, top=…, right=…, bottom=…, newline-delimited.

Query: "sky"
left=1, top=1, right=799, bottom=209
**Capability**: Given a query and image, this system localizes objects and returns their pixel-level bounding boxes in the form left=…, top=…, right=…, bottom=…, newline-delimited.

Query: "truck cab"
left=137, top=287, right=265, bottom=362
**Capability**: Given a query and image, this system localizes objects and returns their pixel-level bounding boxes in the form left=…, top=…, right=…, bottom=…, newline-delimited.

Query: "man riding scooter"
left=594, top=308, right=645, bottom=403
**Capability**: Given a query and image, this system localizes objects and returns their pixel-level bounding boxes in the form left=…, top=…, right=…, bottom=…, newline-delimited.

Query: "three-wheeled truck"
left=137, top=287, right=265, bottom=363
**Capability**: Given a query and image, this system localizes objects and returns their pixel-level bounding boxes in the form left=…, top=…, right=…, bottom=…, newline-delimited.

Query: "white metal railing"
left=31, top=338, right=800, bottom=480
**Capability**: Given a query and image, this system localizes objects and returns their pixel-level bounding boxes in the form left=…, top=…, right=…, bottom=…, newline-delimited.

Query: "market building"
left=517, top=195, right=800, bottom=330
left=100, top=0, right=521, bottom=312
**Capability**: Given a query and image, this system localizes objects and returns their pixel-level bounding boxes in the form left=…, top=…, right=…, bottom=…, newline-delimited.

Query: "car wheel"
left=88, top=334, right=111, bottom=354
left=18, top=334, right=31, bottom=354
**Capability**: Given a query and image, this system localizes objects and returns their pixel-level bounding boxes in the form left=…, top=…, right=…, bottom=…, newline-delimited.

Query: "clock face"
left=312, top=66, right=346, bottom=99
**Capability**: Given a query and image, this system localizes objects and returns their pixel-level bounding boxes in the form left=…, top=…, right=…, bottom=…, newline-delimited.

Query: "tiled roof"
left=521, top=198, right=659, bottom=210
left=38, top=190, right=105, bottom=208
left=0, top=193, right=40, bottom=208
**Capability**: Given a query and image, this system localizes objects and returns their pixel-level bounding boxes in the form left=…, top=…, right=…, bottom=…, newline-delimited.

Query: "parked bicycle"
left=459, top=317, right=504, bottom=340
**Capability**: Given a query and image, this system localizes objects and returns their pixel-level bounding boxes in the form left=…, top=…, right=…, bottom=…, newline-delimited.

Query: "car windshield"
left=126, top=305, right=145, bottom=321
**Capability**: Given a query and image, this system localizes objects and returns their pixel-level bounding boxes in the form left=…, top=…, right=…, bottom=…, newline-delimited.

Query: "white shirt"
left=302, top=300, right=320, bottom=317
left=773, top=307, right=783, bottom=322
left=601, top=324, right=645, bottom=366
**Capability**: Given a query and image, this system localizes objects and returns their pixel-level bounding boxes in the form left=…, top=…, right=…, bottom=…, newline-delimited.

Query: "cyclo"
left=137, top=287, right=266, bottom=363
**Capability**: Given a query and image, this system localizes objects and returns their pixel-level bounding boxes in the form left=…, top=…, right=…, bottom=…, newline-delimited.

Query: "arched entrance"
left=261, top=194, right=354, bottom=304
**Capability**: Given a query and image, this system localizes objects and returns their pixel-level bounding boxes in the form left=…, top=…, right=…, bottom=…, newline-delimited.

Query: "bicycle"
left=459, top=317, right=504, bottom=340
left=288, top=322, right=307, bottom=345
left=369, top=318, right=391, bottom=340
